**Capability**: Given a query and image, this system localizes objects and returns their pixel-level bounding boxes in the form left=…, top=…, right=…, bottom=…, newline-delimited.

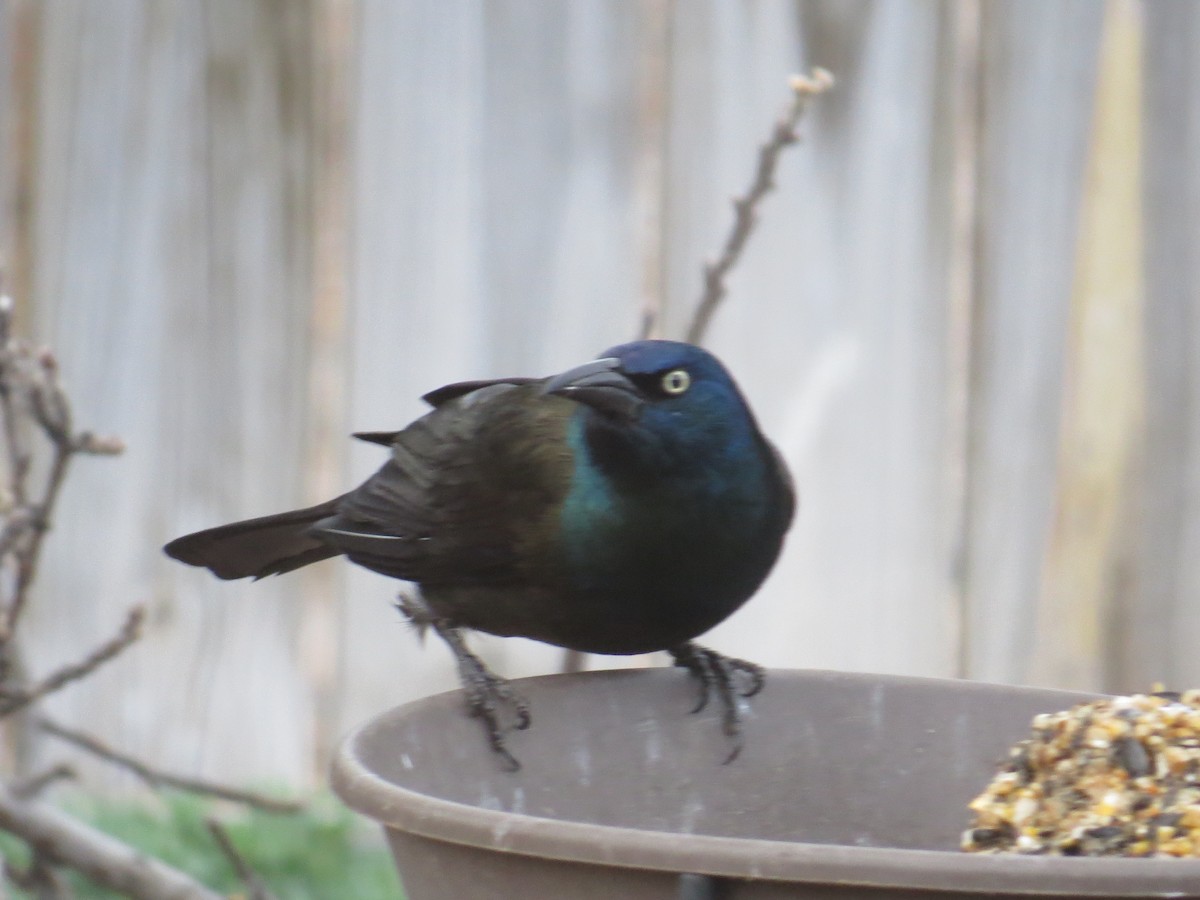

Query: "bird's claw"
left=426, top=614, right=530, bottom=771
left=669, top=643, right=764, bottom=764
left=460, top=660, right=531, bottom=770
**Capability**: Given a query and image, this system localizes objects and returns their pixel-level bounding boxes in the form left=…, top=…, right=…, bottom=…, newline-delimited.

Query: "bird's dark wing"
left=313, top=382, right=574, bottom=587
left=350, top=377, right=542, bottom=445
left=421, top=377, right=540, bottom=408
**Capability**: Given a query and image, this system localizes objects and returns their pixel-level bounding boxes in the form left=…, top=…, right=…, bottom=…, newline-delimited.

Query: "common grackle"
left=165, top=340, right=794, bottom=768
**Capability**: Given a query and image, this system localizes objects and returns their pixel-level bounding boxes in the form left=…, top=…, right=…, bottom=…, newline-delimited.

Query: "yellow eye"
left=660, top=369, right=691, bottom=395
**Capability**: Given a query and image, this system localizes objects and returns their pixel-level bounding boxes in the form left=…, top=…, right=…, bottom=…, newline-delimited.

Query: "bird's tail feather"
left=164, top=497, right=345, bottom=581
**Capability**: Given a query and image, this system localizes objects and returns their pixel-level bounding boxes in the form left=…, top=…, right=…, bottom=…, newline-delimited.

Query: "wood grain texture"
left=960, top=0, right=1103, bottom=684
left=338, top=0, right=652, bottom=739
left=0, top=0, right=1170, bottom=785
left=657, top=0, right=963, bottom=679
left=24, top=0, right=321, bottom=783
left=1031, top=0, right=1142, bottom=692
left=1126, top=0, right=1200, bottom=693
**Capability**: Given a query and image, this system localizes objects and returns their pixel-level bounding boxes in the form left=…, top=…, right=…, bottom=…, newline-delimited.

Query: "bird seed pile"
left=962, top=690, right=1200, bottom=857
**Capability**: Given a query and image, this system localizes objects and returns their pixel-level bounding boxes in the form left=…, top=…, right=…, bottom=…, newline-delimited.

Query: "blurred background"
left=0, top=0, right=1193, bottom=792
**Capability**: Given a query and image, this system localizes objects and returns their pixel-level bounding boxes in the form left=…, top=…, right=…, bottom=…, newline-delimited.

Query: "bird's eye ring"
left=660, top=369, right=691, bottom=395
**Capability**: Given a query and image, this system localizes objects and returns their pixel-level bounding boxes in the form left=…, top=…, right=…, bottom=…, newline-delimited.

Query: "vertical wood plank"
left=339, top=0, right=650, bottom=735
left=0, top=1, right=1150, bottom=789
left=0, top=0, right=40, bottom=308
left=298, top=0, right=354, bottom=780
left=962, top=0, right=1102, bottom=683
left=944, top=0, right=983, bottom=679
left=1125, top=0, right=1200, bottom=691
left=1031, top=0, right=1142, bottom=691
left=26, top=0, right=321, bottom=784
left=659, top=0, right=965, bottom=678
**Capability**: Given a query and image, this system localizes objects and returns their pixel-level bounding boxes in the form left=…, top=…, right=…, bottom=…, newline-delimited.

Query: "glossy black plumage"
left=165, top=341, right=794, bottom=766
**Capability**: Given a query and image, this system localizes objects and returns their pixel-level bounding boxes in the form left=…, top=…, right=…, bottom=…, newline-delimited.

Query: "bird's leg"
left=396, top=592, right=531, bottom=770
left=668, top=642, right=764, bottom=764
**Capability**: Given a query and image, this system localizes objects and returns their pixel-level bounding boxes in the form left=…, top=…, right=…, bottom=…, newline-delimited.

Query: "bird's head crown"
left=545, top=340, right=764, bottom=474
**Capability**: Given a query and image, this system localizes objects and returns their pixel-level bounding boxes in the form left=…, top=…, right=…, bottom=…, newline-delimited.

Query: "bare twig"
left=71, top=432, right=124, bottom=456
left=0, top=296, right=31, bottom=508
left=37, top=720, right=303, bottom=815
left=4, top=418, right=71, bottom=645
left=0, top=294, right=257, bottom=897
left=205, top=819, right=278, bottom=900
left=0, top=784, right=223, bottom=900
left=0, top=506, right=42, bottom=559
left=4, top=854, right=74, bottom=899
left=0, top=608, right=144, bottom=718
left=685, top=68, right=834, bottom=345
left=10, top=764, right=76, bottom=801
left=561, top=69, right=835, bottom=678
left=0, top=307, right=124, bottom=655
left=28, top=350, right=72, bottom=447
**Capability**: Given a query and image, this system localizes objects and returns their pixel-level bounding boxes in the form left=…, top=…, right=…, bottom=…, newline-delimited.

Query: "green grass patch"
left=0, top=791, right=403, bottom=898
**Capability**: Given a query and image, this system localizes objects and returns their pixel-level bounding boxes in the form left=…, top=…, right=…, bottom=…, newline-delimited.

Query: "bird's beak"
left=543, top=357, right=643, bottom=421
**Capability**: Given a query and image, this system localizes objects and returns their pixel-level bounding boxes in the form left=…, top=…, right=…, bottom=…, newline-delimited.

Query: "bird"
left=164, top=340, right=794, bottom=768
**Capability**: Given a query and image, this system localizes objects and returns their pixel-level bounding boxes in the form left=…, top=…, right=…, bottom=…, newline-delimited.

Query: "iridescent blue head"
left=543, top=340, right=767, bottom=477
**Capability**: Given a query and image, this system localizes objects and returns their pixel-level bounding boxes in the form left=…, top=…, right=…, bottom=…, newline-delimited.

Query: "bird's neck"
left=576, top=407, right=761, bottom=488
left=564, top=411, right=775, bottom=533
left=558, top=412, right=783, bottom=639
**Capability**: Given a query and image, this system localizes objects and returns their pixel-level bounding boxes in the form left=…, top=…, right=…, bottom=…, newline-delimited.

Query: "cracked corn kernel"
left=962, top=691, right=1200, bottom=856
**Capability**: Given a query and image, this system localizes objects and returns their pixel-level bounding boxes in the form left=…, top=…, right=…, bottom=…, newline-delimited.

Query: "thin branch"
left=3, top=369, right=74, bottom=644
left=205, top=820, right=278, bottom=900
left=0, top=506, right=42, bottom=560
left=10, top=765, right=76, bottom=801
left=561, top=69, right=834, bottom=679
left=27, top=350, right=72, bottom=448
left=0, top=608, right=143, bottom=718
left=685, top=68, right=834, bottom=345
left=561, top=649, right=587, bottom=675
left=0, top=784, right=223, bottom=900
left=4, top=854, right=74, bottom=899
left=0, top=296, right=31, bottom=508
left=3, top=443, right=72, bottom=642
left=0, top=295, right=208, bottom=899
left=38, top=720, right=303, bottom=815
left=71, top=432, right=124, bottom=456
left=0, top=307, right=124, bottom=653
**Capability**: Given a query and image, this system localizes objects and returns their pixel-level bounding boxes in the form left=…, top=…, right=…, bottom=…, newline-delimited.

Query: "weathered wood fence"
left=0, top=0, right=1195, bottom=787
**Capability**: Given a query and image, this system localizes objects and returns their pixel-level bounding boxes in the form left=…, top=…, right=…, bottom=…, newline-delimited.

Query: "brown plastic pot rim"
left=331, top=670, right=1200, bottom=897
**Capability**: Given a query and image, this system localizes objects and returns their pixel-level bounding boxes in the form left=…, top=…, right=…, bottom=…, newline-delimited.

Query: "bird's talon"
left=475, top=710, right=521, bottom=771
left=669, top=642, right=763, bottom=762
left=432, top=618, right=529, bottom=769
left=496, top=748, right=520, bottom=773
left=731, top=659, right=765, bottom=698
left=513, top=704, right=532, bottom=730
left=685, top=672, right=711, bottom=714
left=721, top=739, right=743, bottom=765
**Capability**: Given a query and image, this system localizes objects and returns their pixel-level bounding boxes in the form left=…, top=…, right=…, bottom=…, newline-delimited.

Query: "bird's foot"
left=430, top=619, right=531, bottom=771
left=668, top=642, right=764, bottom=764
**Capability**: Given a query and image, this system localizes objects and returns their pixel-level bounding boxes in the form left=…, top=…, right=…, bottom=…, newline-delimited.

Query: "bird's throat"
left=557, top=415, right=779, bottom=651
